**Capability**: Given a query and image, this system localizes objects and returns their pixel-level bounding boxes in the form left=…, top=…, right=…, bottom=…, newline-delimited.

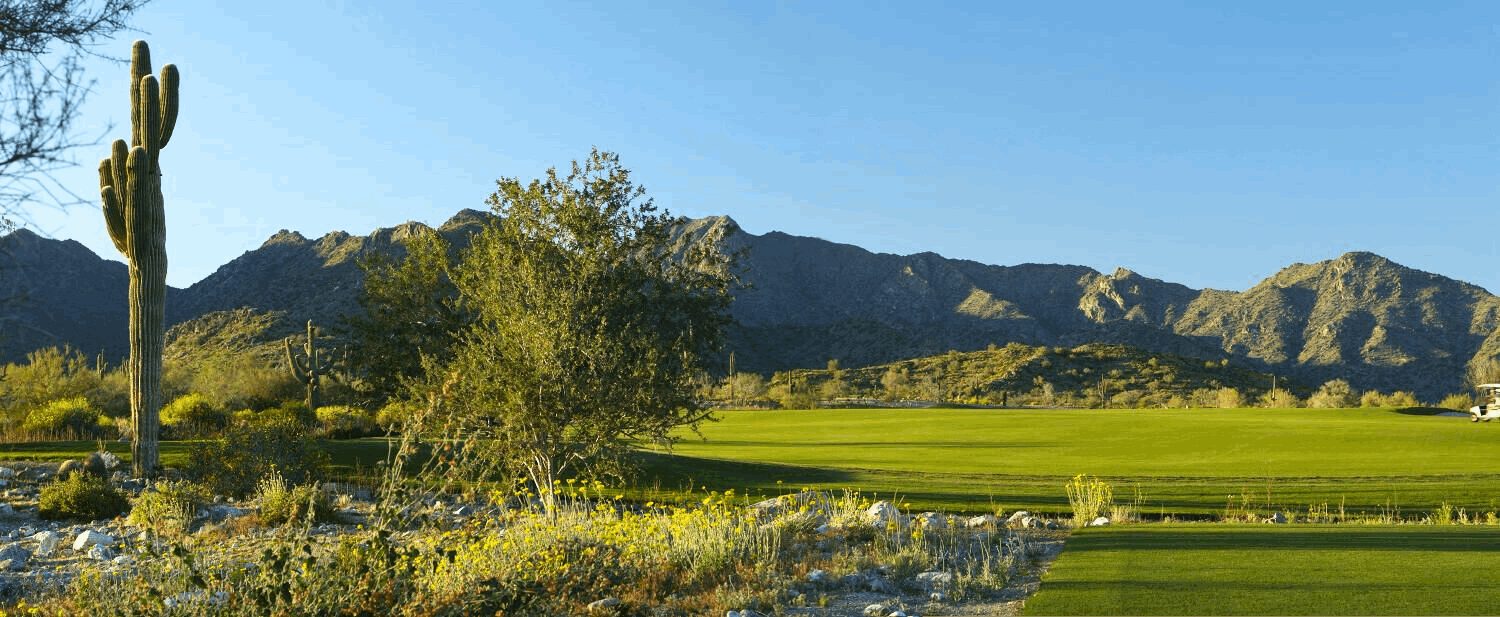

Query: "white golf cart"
left=1469, top=384, right=1500, bottom=422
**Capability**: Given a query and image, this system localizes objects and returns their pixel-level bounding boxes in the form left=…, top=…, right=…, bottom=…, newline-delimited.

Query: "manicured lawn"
left=651, top=407, right=1500, bottom=515
left=1024, top=524, right=1500, bottom=615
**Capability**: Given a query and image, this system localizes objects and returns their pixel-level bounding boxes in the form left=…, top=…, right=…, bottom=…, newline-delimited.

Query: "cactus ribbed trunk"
left=127, top=255, right=164, bottom=476
left=99, top=40, right=178, bottom=479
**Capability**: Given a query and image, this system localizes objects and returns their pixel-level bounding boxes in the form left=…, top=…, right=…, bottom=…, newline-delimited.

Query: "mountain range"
left=3, top=210, right=1497, bottom=401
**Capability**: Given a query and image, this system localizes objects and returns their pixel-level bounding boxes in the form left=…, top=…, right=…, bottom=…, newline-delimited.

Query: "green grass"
left=649, top=407, right=1500, bottom=515
left=1024, top=524, right=1500, bottom=615
left=9, top=407, right=1497, bottom=518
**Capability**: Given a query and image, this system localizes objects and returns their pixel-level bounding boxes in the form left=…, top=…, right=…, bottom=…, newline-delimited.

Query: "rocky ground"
left=0, top=460, right=1070, bottom=616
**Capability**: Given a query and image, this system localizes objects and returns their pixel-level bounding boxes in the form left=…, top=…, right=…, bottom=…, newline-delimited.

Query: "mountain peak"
left=261, top=229, right=308, bottom=247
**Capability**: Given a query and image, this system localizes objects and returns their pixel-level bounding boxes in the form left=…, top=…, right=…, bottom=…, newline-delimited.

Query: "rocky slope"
left=4, top=212, right=1497, bottom=400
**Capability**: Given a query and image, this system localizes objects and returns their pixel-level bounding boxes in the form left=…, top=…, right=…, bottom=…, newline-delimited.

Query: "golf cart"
left=1469, top=384, right=1500, bottom=422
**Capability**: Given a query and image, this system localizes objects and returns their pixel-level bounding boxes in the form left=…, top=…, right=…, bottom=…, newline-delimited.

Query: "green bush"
left=128, top=479, right=210, bottom=535
left=375, top=399, right=419, bottom=432
left=315, top=405, right=380, bottom=439
left=160, top=392, right=230, bottom=438
left=256, top=468, right=337, bottom=526
left=1439, top=393, right=1474, bottom=411
left=184, top=413, right=330, bottom=498
left=259, top=401, right=318, bottom=428
left=39, top=475, right=129, bottom=521
left=23, top=396, right=102, bottom=438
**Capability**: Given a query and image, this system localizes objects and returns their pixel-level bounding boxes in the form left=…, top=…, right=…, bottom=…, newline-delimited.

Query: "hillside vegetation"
left=715, top=342, right=1445, bottom=410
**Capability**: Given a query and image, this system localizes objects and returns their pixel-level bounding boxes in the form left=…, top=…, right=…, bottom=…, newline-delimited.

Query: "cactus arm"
left=158, top=64, right=178, bottom=148
left=139, top=75, right=161, bottom=155
left=129, top=41, right=151, bottom=149
left=110, top=139, right=128, bottom=198
left=285, top=337, right=310, bottom=383
left=99, top=161, right=128, bottom=255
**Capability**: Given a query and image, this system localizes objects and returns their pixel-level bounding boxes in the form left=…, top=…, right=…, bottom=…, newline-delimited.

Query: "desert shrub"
left=1214, top=387, right=1243, bottom=408
left=1308, top=379, right=1356, bottom=408
left=314, top=405, right=379, bottom=439
left=39, top=475, right=129, bottom=521
left=1359, top=390, right=1385, bottom=407
left=128, top=479, right=211, bottom=535
left=23, top=396, right=102, bottom=438
left=375, top=399, right=417, bottom=432
left=1439, top=393, right=1474, bottom=411
left=184, top=412, right=329, bottom=498
left=260, top=400, right=318, bottom=427
left=1385, top=391, right=1421, bottom=408
left=1065, top=474, right=1114, bottom=527
left=188, top=353, right=304, bottom=411
left=160, top=392, right=230, bottom=438
left=256, top=468, right=337, bottom=526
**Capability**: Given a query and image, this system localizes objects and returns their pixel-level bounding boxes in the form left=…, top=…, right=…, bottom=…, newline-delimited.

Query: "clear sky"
left=23, top=0, right=1500, bottom=293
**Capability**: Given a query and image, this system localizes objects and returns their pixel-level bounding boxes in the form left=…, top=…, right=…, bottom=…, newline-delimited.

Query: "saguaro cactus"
left=98, top=40, right=178, bottom=478
left=286, top=320, right=337, bottom=412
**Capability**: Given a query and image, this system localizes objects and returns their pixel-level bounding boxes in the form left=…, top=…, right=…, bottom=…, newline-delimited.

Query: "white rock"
left=32, top=531, right=59, bottom=557
left=1006, top=510, right=1031, bottom=524
left=914, top=511, right=947, bottom=529
left=863, top=604, right=886, bottom=616
left=967, top=514, right=998, bottom=528
left=587, top=597, right=622, bottom=613
left=87, top=544, right=113, bottom=561
left=0, top=467, right=13, bottom=478
left=915, top=570, right=954, bottom=589
left=1090, top=516, right=1111, bottom=527
left=72, top=530, right=112, bottom=551
left=97, top=451, right=122, bottom=470
left=163, top=590, right=229, bottom=610
left=807, top=568, right=831, bottom=585
left=865, top=501, right=901, bottom=528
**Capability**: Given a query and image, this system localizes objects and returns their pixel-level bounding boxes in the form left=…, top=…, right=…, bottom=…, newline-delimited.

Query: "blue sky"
left=25, top=0, right=1500, bottom=292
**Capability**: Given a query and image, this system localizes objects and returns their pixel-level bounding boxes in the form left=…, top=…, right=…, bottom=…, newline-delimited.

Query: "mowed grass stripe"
left=1023, top=525, right=1500, bottom=615
left=654, top=407, right=1500, bottom=514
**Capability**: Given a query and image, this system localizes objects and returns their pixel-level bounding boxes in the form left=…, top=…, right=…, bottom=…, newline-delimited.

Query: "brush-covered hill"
left=785, top=342, right=1299, bottom=408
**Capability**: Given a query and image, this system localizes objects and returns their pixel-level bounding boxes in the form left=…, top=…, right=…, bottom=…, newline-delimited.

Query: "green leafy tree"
left=428, top=149, right=735, bottom=511
left=346, top=228, right=465, bottom=406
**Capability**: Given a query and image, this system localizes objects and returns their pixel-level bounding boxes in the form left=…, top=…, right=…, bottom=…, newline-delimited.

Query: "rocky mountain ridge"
left=3, top=212, right=1496, bottom=400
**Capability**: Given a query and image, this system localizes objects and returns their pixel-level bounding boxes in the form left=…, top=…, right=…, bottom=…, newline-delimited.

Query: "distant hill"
left=3, top=211, right=1497, bottom=401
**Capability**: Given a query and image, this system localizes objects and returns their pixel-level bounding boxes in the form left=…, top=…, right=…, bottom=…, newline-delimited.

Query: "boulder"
left=915, top=570, right=954, bottom=589
left=31, top=531, right=59, bottom=557
left=966, top=514, right=998, bottom=528
left=1006, top=510, right=1032, bottom=525
left=914, top=511, right=947, bottom=529
left=865, top=501, right=901, bottom=528
left=806, top=569, right=831, bottom=586
left=0, top=544, right=31, bottom=570
left=72, top=530, right=112, bottom=552
left=1090, top=516, right=1111, bottom=527
left=863, top=605, right=886, bottom=617
left=586, top=597, right=622, bottom=613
